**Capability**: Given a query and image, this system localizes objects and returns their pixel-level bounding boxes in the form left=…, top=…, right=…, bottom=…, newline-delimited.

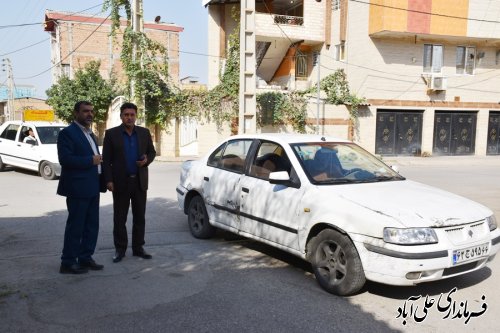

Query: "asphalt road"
left=0, top=159, right=499, bottom=332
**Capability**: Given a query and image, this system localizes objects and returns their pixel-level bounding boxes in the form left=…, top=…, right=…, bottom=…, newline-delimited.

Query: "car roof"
left=226, top=133, right=352, bottom=144
left=1, top=120, right=66, bottom=127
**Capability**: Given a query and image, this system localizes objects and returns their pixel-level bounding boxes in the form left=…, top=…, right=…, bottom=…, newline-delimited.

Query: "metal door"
left=487, top=113, right=500, bottom=155
left=433, top=112, right=476, bottom=155
left=375, top=111, right=422, bottom=156
left=375, top=112, right=396, bottom=155
left=395, top=113, right=422, bottom=155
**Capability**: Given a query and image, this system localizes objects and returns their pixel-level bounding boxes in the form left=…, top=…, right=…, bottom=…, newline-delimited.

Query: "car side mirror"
left=268, top=171, right=299, bottom=188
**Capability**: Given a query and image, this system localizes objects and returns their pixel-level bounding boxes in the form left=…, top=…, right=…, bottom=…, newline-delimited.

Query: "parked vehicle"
left=176, top=134, right=500, bottom=296
left=0, top=121, right=66, bottom=180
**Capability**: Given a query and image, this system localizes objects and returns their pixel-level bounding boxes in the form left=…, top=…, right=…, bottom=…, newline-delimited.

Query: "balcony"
left=255, top=12, right=323, bottom=43
left=273, top=14, right=303, bottom=26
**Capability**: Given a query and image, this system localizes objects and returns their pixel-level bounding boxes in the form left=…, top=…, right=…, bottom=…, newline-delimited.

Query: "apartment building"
left=43, top=10, right=188, bottom=156
left=204, top=0, right=500, bottom=156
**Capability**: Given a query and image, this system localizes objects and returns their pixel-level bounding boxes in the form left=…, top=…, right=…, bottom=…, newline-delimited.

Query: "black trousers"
left=112, top=176, right=147, bottom=253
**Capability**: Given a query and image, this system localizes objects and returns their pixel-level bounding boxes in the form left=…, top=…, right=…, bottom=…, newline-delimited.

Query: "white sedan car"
left=176, top=134, right=499, bottom=295
left=0, top=120, right=66, bottom=179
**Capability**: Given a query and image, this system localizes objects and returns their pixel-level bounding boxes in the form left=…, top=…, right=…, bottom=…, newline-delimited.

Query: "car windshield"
left=291, top=142, right=405, bottom=184
left=37, top=126, right=65, bottom=144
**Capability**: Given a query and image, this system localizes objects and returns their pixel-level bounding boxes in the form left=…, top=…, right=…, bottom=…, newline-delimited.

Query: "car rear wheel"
left=307, top=229, right=366, bottom=296
left=188, top=196, right=215, bottom=239
left=40, top=161, right=56, bottom=180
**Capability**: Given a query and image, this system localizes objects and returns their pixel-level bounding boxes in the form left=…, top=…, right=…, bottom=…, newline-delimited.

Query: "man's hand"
left=93, top=154, right=102, bottom=165
left=107, top=182, right=114, bottom=192
left=136, top=155, right=147, bottom=167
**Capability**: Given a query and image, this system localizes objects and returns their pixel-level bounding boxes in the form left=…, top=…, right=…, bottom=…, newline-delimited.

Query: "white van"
left=0, top=121, right=67, bottom=179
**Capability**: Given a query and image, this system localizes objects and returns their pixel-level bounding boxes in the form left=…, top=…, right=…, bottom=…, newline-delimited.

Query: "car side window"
left=249, top=141, right=292, bottom=180
left=208, top=139, right=253, bottom=174
left=207, top=143, right=226, bottom=167
left=0, top=124, right=20, bottom=141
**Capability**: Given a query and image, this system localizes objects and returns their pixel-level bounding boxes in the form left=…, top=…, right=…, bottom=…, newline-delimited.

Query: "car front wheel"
left=188, top=196, right=215, bottom=239
left=39, top=161, right=57, bottom=180
left=307, top=229, right=366, bottom=296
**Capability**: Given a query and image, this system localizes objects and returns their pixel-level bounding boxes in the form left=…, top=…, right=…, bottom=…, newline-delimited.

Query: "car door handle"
left=242, top=187, right=249, bottom=193
left=204, top=177, right=209, bottom=181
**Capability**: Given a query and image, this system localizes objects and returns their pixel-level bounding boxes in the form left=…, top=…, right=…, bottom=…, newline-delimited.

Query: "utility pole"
left=314, top=51, right=321, bottom=134
left=131, top=0, right=145, bottom=125
left=239, top=0, right=256, bottom=134
left=2, top=58, right=15, bottom=121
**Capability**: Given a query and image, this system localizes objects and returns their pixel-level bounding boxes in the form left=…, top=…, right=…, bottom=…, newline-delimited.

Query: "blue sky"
left=0, top=0, right=208, bottom=99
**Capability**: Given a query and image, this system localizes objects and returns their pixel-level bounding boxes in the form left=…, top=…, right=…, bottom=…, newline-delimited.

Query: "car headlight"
left=383, top=227, right=438, bottom=245
left=487, top=215, right=497, bottom=231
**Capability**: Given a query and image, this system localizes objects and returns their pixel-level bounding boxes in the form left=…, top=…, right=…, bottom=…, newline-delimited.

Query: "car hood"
left=319, top=180, right=491, bottom=228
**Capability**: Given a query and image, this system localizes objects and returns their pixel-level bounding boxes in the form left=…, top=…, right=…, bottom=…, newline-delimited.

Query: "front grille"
left=442, top=261, right=479, bottom=276
left=444, top=221, right=488, bottom=245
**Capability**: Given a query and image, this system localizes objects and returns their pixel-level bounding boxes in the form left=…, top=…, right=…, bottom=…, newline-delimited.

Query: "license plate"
left=452, top=243, right=489, bottom=265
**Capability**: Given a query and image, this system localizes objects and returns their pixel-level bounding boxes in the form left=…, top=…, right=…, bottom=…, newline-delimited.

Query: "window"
left=456, top=46, right=476, bottom=75
left=0, top=124, right=19, bottom=141
left=249, top=141, right=292, bottom=180
left=36, top=127, right=65, bottom=144
left=207, top=139, right=253, bottom=173
left=61, top=64, right=70, bottom=77
left=332, top=0, right=340, bottom=11
left=335, top=42, right=345, bottom=61
left=295, top=50, right=307, bottom=78
left=423, top=44, right=443, bottom=73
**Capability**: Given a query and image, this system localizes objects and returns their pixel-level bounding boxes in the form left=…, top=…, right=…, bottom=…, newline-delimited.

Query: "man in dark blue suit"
left=57, top=101, right=105, bottom=274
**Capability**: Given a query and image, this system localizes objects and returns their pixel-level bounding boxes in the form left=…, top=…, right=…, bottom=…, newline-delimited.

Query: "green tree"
left=104, top=0, right=171, bottom=124
left=46, top=60, right=116, bottom=124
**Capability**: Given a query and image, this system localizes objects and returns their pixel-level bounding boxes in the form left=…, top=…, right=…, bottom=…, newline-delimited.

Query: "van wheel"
left=188, top=196, right=215, bottom=239
left=307, top=229, right=366, bottom=296
left=40, top=161, right=56, bottom=180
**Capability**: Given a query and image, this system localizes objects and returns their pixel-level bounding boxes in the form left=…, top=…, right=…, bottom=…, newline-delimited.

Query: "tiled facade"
left=206, top=0, right=500, bottom=156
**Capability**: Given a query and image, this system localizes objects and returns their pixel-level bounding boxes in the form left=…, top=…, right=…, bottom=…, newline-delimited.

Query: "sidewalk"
left=382, top=155, right=500, bottom=166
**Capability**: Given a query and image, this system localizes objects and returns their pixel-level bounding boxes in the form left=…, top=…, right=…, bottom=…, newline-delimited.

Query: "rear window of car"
left=0, top=124, right=20, bottom=141
left=207, top=139, right=253, bottom=173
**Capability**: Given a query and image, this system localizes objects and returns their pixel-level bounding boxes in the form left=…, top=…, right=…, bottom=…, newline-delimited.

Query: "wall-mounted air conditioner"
left=428, top=75, right=447, bottom=91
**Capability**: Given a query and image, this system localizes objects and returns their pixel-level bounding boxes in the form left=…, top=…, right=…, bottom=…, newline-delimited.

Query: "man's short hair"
left=74, top=101, right=93, bottom=113
left=120, top=102, right=138, bottom=114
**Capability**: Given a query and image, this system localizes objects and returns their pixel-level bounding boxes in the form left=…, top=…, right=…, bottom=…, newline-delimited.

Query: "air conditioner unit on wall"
left=428, top=75, right=447, bottom=91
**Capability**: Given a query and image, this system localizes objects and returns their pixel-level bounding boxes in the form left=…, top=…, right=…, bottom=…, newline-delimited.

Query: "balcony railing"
left=274, top=15, right=303, bottom=26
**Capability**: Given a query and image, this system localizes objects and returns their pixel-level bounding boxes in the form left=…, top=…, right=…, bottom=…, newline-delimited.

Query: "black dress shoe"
left=60, top=264, right=88, bottom=274
left=80, top=259, right=104, bottom=270
left=113, top=251, right=125, bottom=263
left=132, top=250, right=152, bottom=259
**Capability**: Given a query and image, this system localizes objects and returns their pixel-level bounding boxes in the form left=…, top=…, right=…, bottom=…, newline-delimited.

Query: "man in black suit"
left=57, top=101, right=105, bottom=274
left=102, top=102, right=156, bottom=263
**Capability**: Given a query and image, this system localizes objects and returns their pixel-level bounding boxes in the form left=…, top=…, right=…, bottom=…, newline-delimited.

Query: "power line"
left=18, top=14, right=111, bottom=80
left=0, top=3, right=105, bottom=30
left=1, top=9, right=108, bottom=58
left=350, top=0, right=500, bottom=24
left=0, top=22, right=42, bottom=29
left=0, top=38, right=48, bottom=57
